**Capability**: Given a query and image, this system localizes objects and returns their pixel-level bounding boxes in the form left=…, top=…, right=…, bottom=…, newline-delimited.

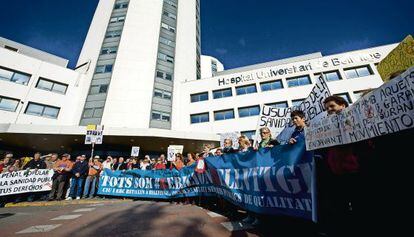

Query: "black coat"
left=23, top=159, right=46, bottom=169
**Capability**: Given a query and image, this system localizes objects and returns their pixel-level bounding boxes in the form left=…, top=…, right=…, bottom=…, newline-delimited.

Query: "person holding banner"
left=186, top=153, right=196, bottom=166
left=48, top=154, right=73, bottom=201
left=83, top=156, right=102, bottom=199
left=257, top=127, right=280, bottom=148
left=222, top=139, right=236, bottom=153
left=319, top=95, right=363, bottom=237
left=237, top=135, right=253, bottom=152
left=171, top=153, right=184, bottom=170
left=67, top=155, right=89, bottom=200
left=288, top=111, right=306, bottom=145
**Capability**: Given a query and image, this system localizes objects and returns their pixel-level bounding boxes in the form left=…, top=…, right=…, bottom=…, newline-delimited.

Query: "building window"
left=101, top=46, right=118, bottom=55
left=344, top=65, right=373, bottom=79
left=25, top=102, right=60, bottom=119
left=292, top=99, right=305, bottom=107
left=314, top=70, right=342, bottom=82
left=152, top=111, right=171, bottom=122
left=95, top=65, right=113, bottom=74
left=161, top=22, right=176, bottom=33
left=266, top=101, right=288, bottom=108
left=0, top=96, right=19, bottom=112
left=156, top=70, right=173, bottom=81
left=82, top=107, right=104, bottom=118
left=190, top=112, right=209, bottom=124
left=286, top=75, right=311, bottom=87
left=163, top=11, right=177, bottom=20
left=109, top=16, right=126, bottom=23
left=190, top=92, right=208, bottom=102
left=335, top=93, right=352, bottom=104
left=236, top=84, right=257, bottom=95
left=238, top=105, right=260, bottom=118
left=0, top=67, right=31, bottom=85
left=260, top=80, right=283, bottom=92
left=89, top=84, right=109, bottom=95
left=114, top=2, right=128, bottom=9
left=36, top=78, right=68, bottom=94
left=165, top=0, right=178, bottom=8
left=213, top=88, right=232, bottom=99
left=159, top=37, right=175, bottom=47
left=157, top=53, right=174, bottom=63
left=154, top=89, right=172, bottom=100
left=214, top=109, right=235, bottom=121
left=105, top=30, right=122, bottom=38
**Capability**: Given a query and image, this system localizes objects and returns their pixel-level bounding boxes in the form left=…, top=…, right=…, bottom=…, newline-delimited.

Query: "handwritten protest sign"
left=305, top=66, right=414, bottom=150
left=254, top=75, right=330, bottom=146
left=377, top=35, right=414, bottom=82
left=0, top=169, right=54, bottom=196
left=167, top=145, right=184, bottom=161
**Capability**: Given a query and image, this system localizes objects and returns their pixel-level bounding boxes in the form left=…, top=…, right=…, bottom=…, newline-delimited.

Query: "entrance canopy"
left=0, top=124, right=220, bottom=157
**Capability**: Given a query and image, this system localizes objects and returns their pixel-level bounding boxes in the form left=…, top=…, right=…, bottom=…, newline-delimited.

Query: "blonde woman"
left=237, top=135, right=253, bottom=152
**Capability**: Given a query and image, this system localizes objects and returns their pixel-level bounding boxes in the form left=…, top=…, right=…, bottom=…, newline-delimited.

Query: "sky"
left=0, top=0, right=412, bottom=69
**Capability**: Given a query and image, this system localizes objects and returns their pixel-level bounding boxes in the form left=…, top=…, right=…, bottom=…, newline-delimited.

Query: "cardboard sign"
left=85, top=124, right=104, bottom=144
left=167, top=145, right=184, bottom=162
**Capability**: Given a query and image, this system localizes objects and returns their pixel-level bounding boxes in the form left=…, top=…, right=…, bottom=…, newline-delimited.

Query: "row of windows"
left=89, top=84, right=109, bottom=95
left=189, top=90, right=363, bottom=124
left=161, top=22, right=176, bottom=33
left=109, top=15, right=125, bottom=23
left=190, top=65, right=374, bottom=103
left=159, top=36, right=175, bottom=47
left=151, top=110, right=171, bottom=122
left=165, top=0, right=178, bottom=8
left=95, top=64, right=113, bottom=74
left=163, top=11, right=176, bottom=20
left=0, top=67, right=69, bottom=95
left=0, top=66, right=31, bottom=85
left=36, top=78, right=68, bottom=94
left=82, top=107, right=104, bottom=119
left=154, top=88, right=172, bottom=100
left=157, top=52, right=174, bottom=63
left=0, top=96, right=61, bottom=119
left=101, top=46, right=118, bottom=55
left=114, top=2, right=128, bottom=10
left=25, top=102, right=60, bottom=119
left=105, top=30, right=122, bottom=38
left=156, top=70, right=173, bottom=81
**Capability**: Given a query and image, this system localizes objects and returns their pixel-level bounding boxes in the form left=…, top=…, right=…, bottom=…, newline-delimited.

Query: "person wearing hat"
left=83, top=155, right=102, bottom=199
left=48, top=154, right=73, bottom=201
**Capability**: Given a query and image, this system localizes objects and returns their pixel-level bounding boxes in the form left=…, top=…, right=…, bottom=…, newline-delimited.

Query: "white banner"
left=0, top=169, right=54, bottom=196
left=305, top=66, right=414, bottom=150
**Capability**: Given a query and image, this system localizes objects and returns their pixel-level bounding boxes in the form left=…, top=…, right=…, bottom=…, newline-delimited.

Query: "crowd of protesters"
left=0, top=94, right=411, bottom=236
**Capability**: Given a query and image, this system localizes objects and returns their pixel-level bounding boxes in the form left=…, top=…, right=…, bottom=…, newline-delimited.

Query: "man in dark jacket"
left=222, top=139, right=236, bottom=153
left=23, top=152, right=46, bottom=170
left=66, top=155, right=89, bottom=200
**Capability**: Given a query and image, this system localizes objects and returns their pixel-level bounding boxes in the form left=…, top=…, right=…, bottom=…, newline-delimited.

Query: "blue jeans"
left=83, top=176, right=98, bottom=198
left=69, top=177, right=84, bottom=198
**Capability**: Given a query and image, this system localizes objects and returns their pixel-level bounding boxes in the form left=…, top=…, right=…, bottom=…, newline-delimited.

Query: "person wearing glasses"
left=257, top=127, right=280, bottom=149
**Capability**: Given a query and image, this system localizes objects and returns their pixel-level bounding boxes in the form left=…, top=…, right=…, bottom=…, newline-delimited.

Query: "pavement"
left=0, top=199, right=258, bottom=237
left=0, top=198, right=317, bottom=237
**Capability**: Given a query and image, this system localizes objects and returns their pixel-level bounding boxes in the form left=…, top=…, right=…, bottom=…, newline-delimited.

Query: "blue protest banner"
left=97, top=140, right=315, bottom=221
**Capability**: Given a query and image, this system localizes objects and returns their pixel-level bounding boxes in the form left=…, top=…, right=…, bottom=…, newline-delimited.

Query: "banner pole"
left=91, top=142, right=95, bottom=159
